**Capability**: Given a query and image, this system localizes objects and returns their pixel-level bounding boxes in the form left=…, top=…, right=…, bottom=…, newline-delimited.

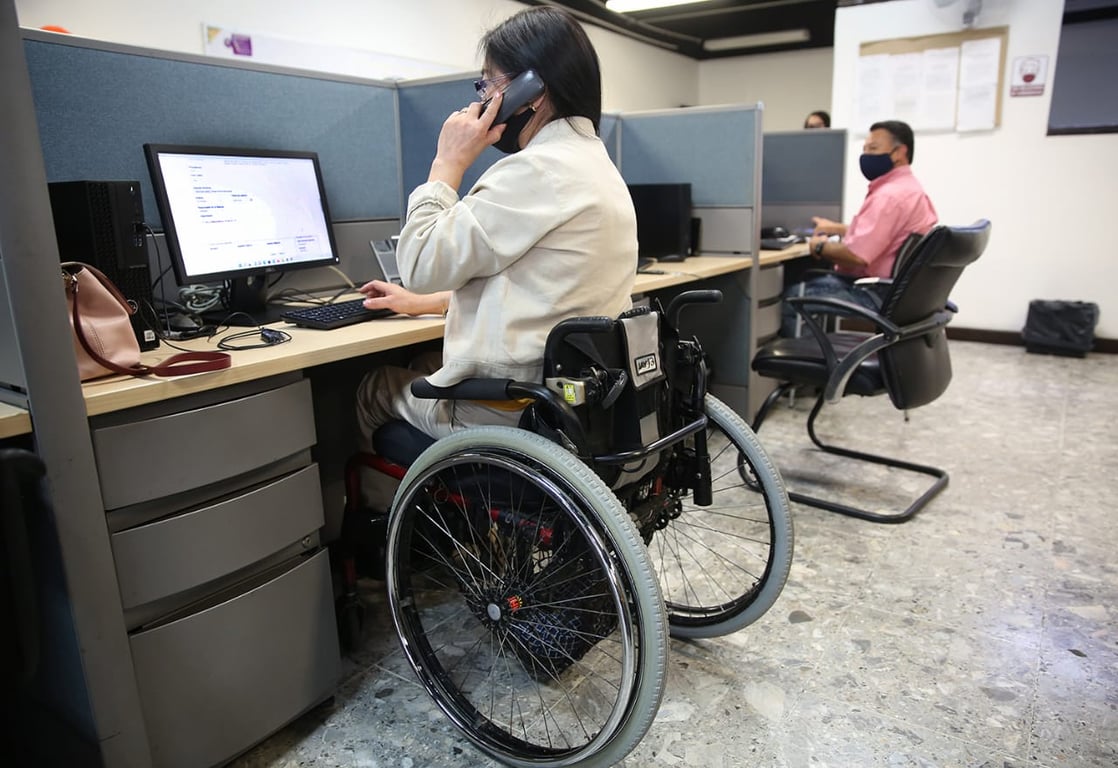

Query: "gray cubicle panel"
left=22, top=31, right=401, bottom=225
left=397, top=74, right=503, bottom=205
left=617, top=104, right=761, bottom=254
left=761, top=128, right=846, bottom=232
left=615, top=104, right=763, bottom=418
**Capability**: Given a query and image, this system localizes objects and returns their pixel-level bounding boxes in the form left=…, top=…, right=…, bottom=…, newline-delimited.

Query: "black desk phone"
left=486, top=70, right=545, bottom=125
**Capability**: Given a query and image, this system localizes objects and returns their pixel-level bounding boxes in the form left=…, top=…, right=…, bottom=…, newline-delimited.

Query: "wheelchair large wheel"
left=385, top=426, right=668, bottom=768
left=651, top=394, right=794, bottom=639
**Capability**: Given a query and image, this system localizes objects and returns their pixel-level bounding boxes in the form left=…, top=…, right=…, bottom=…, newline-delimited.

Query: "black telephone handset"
left=487, top=70, right=545, bottom=125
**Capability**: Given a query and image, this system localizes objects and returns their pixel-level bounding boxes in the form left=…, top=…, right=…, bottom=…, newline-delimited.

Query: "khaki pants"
left=353, top=350, right=523, bottom=509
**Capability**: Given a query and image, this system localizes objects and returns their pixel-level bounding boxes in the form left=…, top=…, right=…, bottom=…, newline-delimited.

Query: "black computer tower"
left=48, top=180, right=160, bottom=350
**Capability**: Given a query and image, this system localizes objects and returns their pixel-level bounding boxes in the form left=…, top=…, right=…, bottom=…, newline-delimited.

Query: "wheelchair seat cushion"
left=373, top=420, right=437, bottom=467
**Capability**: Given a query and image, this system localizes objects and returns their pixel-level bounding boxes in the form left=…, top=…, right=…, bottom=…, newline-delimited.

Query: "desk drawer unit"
left=90, top=374, right=338, bottom=766
left=750, top=264, right=785, bottom=418
left=111, top=463, right=323, bottom=610
left=91, top=378, right=317, bottom=510
left=754, top=263, right=785, bottom=340
left=130, top=550, right=338, bottom=768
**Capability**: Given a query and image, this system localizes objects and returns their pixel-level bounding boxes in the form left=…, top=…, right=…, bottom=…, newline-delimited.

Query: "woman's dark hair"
left=480, top=6, right=602, bottom=133
left=804, top=110, right=831, bottom=128
left=870, top=119, right=916, bottom=163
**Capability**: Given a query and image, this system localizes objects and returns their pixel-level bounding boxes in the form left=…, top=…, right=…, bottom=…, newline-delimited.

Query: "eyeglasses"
left=474, top=73, right=515, bottom=101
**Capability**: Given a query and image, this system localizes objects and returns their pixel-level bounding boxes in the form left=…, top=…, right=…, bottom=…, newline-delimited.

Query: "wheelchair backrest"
left=541, top=306, right=669, bottom=461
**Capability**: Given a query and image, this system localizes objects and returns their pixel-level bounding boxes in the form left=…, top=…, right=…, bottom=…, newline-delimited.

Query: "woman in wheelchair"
left=354, top=5, right=637, bottom=470
left=339, top=8, right=794, bottom=768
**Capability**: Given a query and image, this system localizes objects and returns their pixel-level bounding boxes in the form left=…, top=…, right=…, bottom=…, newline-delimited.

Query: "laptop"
left=370, top=236, right=403, bottom=285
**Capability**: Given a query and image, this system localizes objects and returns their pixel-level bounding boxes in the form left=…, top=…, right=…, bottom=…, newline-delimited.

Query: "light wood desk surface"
left=0, top=402, right=32, bottom=439
left=0, top=249, right=808, bottom=438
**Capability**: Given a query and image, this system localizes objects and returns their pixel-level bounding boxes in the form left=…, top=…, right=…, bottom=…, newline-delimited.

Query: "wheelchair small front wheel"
left=651, top=394, right=794, bottom=639
left=385, top=426, right=668, bottom=768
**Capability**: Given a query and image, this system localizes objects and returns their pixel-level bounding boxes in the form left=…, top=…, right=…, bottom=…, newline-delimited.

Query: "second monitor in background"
left=627, top=183, right=693, bottom=263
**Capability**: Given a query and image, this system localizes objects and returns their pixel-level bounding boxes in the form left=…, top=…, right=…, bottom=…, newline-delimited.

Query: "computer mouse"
left=761, top=226, right=790, bottom=239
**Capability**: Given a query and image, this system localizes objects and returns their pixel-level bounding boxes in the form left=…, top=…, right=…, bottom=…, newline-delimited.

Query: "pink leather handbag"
left=62, top=262, right=230, bottom=380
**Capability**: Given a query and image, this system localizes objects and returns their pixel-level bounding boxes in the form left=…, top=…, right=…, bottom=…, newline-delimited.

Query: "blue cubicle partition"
left=617, top=104, right=762, bottom=255
left=23, top=32, right=402, bottom=225
left=601, top=113, right=621, bottom=166
left=24, top=30, right=763, bottom=266
left=397, top=95, right=623, bottom=203
left=396, top=75, right=504, bottom=206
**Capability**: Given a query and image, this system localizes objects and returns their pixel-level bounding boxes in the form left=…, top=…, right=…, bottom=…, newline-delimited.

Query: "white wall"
left=833, top=0, right=1117, bottom=338
left=14, top=0, right=697, bottom=111
left=699, top=47, right=833, bottom=130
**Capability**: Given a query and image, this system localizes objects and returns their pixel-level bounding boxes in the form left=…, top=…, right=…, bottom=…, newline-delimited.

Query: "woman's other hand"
left=358, top=280, right=450, bottom=317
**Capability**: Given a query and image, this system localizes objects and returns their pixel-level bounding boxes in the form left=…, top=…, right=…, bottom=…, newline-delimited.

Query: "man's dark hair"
left=870, top=120, right=915, bottom=163
left=805, top=110, right=831, bottom=128
left=480, top=7, right=602, bottom=134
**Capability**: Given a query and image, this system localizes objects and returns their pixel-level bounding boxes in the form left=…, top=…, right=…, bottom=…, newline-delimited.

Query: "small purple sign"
left=224, top=34, right=253, bottom=57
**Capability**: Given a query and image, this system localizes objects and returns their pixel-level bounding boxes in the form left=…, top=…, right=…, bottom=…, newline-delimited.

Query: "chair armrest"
left=853, top=277, right=893, bottom=287
left=410, top=377, right=588, bottom=454
left=411, top=377, right=515, bottom=401
left=785, top=295, right=901, bottom=336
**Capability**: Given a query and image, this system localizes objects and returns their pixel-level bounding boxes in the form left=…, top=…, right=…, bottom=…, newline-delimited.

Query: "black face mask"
left=859, top=151, right=895, bottom=181
left=494, top=108, right=535, bottom=154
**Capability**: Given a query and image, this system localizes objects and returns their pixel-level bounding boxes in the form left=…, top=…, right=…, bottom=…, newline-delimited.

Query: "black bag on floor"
left=1022, top=299, right=1099, bottom=357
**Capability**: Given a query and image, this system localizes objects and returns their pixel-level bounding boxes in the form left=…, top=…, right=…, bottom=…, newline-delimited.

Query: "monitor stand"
left=200, top=275, right=292, bottom=327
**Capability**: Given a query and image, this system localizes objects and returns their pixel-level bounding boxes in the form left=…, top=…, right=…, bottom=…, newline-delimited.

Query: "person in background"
left=353, top=6, right=637, bottom=504
left=781, top=119, right=937, bottom=336
left=804, top=110, right=830, bottom=129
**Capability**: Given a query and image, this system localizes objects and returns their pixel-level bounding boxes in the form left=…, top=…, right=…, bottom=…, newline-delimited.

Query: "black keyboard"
left=760, top=235, right=800, bottom=250
left=280, top=298, right=393, bottom=330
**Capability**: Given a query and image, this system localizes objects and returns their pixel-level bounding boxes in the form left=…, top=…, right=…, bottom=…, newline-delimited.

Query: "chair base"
left=752, top=383, right=947, bottom=524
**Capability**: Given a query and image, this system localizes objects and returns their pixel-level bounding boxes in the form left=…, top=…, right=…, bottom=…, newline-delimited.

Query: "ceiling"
left=517, top=0, right=840, bottom=60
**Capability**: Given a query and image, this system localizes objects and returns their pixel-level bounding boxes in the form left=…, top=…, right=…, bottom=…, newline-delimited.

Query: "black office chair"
left=751, top=220, right=991, bottom=523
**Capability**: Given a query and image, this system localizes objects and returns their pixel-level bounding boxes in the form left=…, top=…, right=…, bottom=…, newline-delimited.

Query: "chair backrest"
left=891, top=231, right=924, bottom=278
left=876, top=220, right=991, bottom=409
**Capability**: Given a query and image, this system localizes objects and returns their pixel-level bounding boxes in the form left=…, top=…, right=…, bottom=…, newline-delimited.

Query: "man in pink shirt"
left=781, top=119, right=938, bottom=336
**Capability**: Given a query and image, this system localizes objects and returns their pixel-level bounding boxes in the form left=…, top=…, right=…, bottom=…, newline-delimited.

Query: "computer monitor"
left=627, top=183, right=692, bottom=263
left=143, top=143, right=340, bottom=324
left=761, top=129, right=846, bottom=236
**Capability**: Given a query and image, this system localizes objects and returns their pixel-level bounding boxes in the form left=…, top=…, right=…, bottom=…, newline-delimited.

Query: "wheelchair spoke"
left=642, top=395, right=792, bottom=638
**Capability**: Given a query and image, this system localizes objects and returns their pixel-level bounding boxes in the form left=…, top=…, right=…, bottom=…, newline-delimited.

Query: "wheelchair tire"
left=651, top=394, right=794, bottom=639
left=385, top=426, right=668, bottom=768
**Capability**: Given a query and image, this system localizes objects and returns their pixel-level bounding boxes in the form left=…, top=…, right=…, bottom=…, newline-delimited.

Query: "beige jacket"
left=398, top=116, right=637, bottom=387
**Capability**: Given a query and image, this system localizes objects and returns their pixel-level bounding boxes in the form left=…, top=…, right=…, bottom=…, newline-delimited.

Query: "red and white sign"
left=1010, top=55, right=1048, bottom=97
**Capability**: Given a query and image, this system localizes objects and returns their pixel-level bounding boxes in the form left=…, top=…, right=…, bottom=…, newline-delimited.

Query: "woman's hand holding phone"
left=428, top=92, right=505, bottom=190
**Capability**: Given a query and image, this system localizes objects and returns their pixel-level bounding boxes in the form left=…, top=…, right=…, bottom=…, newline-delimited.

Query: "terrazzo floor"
left=232, top=340, right=1118, bottom=768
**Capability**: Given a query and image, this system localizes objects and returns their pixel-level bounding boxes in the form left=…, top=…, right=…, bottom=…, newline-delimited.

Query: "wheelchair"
left=338, top=290, right=794, bottom=768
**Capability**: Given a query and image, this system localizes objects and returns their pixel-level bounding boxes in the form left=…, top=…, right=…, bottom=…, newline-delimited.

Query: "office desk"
left=0, top=254, right=762, bottom=438
left=0, top=401, right=31, bottom=439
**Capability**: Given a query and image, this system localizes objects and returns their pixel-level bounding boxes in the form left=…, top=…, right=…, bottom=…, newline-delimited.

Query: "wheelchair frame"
left=340, top=290, right=794, bottom=768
